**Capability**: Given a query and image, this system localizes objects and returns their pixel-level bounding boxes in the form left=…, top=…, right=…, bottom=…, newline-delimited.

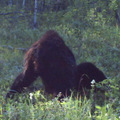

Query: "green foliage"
left=0, top=0, right=120, bottom=119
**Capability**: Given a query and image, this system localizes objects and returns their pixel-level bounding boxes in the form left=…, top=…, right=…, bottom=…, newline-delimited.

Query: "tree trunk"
left=9, top=0, right=12, bottom=6
left=23, top=0, right=26, bottom=8
left=117, top=9, right=120, bottom=25
left=33, top=0, right=38, bottom=30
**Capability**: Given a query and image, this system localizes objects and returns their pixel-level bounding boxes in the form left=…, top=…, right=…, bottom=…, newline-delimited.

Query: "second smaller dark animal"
left=75, top=62, right=107, bottom=91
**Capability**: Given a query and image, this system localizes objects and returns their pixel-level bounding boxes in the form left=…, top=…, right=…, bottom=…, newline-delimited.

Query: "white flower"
left=29, top=93, right=33, bottom=100
left=91, top=79, right=96, bottom=84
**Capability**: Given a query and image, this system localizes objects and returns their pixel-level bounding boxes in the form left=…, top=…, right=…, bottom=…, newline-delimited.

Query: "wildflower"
left=29, top=93, right=33, bottom=100
left=91, top=79, right=96, bottom=84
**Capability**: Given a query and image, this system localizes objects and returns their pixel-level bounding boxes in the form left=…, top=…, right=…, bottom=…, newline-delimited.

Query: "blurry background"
left=0, top=0, right=120, bottom=119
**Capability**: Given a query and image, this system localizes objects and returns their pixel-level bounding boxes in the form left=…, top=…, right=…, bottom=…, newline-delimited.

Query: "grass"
left=0, top=26, right=120, bottom=119
left=0, top=4, right=120, bottom=119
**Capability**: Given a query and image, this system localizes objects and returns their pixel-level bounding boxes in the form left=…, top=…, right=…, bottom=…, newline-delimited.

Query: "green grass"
left=0, top=25, right=120, bottom=119
left=0, top=2, right=120, bottom=119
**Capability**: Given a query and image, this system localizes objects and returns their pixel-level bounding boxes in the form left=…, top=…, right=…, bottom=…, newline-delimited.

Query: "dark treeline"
left=0, top=0, right=120, bottom=29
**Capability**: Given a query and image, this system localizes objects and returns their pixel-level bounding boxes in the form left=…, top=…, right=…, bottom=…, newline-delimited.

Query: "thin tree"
left=33, top=0, right=38, bottom=30
left=9, top=0, right=12, bottom=6
left=23, top=0, right=26, bottom=9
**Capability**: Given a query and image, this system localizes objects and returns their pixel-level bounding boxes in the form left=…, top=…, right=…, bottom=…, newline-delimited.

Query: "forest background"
left=0, top=0, right=120, bottom=119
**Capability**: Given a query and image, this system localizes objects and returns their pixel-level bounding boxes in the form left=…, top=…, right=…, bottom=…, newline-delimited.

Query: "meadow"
left=0, top=0, right=120, bottom=119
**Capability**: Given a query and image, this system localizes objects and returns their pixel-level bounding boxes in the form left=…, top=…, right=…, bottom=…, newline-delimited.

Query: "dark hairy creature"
left=6, top=30, right=77, bottom=98
left=6, top=30, right=107, bottom=99
left=75, top=62, right=107, bottom=91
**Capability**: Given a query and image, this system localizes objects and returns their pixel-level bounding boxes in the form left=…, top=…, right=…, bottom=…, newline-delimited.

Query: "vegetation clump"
left=0, top=0, right=120, bottom=119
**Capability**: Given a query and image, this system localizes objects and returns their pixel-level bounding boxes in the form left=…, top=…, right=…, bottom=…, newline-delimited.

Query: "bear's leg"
left=6, top=66, right=38, bottom=98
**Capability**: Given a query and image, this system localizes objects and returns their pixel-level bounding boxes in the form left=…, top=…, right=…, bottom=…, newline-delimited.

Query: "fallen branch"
left=0, top=45, right=28, bottom=52
left=0, top=11, right=25, bottom=16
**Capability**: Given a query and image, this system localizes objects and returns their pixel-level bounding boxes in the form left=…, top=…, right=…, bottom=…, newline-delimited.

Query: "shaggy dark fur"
left=75, top=62, right=107, bottom=91
left=6, top=30, right=76, bottom=98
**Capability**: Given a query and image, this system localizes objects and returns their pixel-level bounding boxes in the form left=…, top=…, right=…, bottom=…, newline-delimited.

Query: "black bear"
left=6, top=30, right=107, bottom=99
left=6, top=30, right=77, bottom=98
left=75, top=62, right=107, bottom=91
